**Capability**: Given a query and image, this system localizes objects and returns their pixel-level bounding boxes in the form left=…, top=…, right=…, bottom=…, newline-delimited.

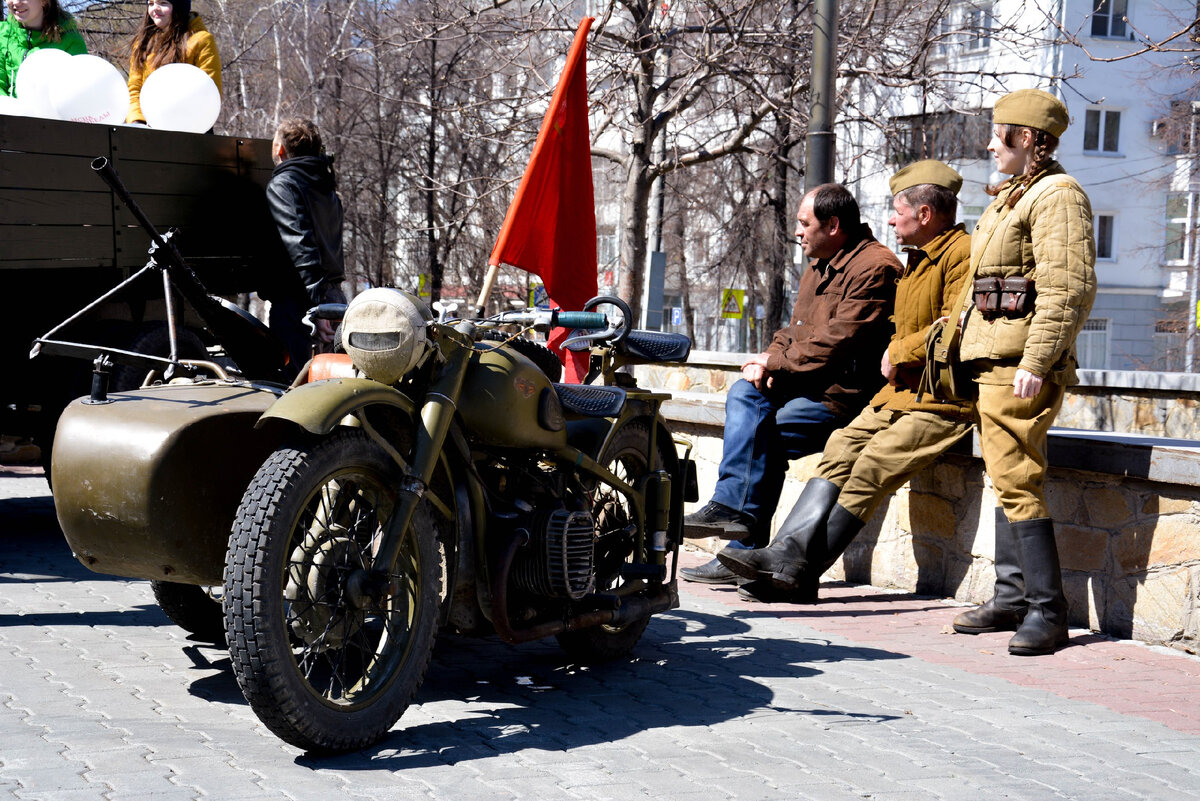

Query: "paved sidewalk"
left=3, top=467, right=1200, bottom=800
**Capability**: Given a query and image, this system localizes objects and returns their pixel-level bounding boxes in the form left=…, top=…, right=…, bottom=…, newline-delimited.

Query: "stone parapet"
left=663, top=381, right=1200, bottom=654
left=646, top=355, right=1200, bottom=437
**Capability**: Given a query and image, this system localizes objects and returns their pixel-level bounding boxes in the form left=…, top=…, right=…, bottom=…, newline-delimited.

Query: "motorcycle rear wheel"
left=224, top=429, right=440, bottom=753
left=557, top=420, right=670, bottom=663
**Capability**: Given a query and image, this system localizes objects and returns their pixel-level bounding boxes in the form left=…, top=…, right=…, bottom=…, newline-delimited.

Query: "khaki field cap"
left=889, top=160, right=963, bottom=196
left=993, top=89, right=1069, bottom=138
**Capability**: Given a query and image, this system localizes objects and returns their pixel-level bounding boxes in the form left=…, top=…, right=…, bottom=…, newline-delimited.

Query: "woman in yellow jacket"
left=950, top=89, right=1097, bottom=656
left=126, top=0, right=221, bottom=125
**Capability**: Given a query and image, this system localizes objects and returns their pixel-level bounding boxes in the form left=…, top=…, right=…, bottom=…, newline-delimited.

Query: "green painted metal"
left=256, top=377, right=416, bottom=434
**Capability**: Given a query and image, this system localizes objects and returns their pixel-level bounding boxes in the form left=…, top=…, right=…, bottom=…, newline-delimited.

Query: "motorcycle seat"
left=555, top=383, right=627, bottom=418
left=619, top=330, right=692, bottom=363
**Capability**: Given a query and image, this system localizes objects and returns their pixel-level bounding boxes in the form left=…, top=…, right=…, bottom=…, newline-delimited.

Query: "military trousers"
left=975, top=380, right=1065, bottom=522
left=814, top=406, right=973, bottom=522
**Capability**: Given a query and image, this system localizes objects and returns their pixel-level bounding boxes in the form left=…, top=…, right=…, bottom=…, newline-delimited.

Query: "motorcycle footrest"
left=619, top=563, right=666, bottom=582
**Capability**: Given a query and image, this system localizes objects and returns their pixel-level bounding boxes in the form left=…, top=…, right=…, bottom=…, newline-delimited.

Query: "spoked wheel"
left=151, top=581, right=225, bottom=643
left=557, top=420, right=670, bottom=663
left=224, top=429, right=440, bottom=753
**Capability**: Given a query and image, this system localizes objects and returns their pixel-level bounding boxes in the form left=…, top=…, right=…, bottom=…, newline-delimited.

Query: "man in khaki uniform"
left=718, top=160, right=975, bottom=603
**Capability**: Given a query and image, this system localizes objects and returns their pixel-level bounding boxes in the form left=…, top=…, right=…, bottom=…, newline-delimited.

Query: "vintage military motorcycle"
left=43, top=160, right=696, bottom=754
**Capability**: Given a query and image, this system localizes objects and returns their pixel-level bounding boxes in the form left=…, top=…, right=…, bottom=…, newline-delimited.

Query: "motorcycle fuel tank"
left=458, top=344, right=567, bottom=451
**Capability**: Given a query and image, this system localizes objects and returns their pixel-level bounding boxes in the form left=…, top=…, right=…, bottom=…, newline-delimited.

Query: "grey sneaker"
left=683, top=501, right=753, bottom=539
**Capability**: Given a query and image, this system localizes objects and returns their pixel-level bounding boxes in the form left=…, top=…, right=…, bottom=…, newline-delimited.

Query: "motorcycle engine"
left=341, top=287, right=432, bottom=385
left=510, top=509, right=596, bottom=600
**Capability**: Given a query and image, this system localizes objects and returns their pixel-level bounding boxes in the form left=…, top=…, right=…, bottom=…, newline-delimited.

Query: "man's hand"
left=741, top=352, right=773, bottom=390
left=881, top=348, right=899, bottom=386
left=315, top=318, right=336, bottom=345
left=1013, top=368, right=1043, bottom=399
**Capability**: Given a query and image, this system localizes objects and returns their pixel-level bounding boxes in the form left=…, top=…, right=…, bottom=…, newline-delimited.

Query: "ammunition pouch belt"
left=973, top=276, right=1036, bottom=319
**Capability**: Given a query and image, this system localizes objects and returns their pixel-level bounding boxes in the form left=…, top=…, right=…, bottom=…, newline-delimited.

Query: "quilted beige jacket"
left=957, top=162, right=1097, bottom=386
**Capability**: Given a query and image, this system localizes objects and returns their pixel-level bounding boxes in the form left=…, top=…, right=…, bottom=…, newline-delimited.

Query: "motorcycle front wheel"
left=557, top=419, right=671, bottom=663
left=224, top=429, right=440, bottom=753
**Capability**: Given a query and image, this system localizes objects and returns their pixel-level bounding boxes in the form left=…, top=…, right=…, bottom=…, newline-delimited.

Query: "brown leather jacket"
left=764, top=227, right=902, bottom=418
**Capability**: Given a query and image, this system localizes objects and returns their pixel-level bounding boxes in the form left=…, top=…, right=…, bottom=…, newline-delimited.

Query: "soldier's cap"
left=993, top=88, right=1069, bottom=138
left=889, top=160, right=963, bottom=196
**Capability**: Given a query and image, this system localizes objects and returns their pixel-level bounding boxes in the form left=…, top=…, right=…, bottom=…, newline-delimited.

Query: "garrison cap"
left=993, top=89, right=1069, bottom=138
left=889, top=160, right=963, bottom=196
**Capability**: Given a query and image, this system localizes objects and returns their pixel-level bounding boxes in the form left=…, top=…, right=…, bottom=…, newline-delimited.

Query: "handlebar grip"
left=313, top=303, right=347, bottom=321
left=555, top=311, right=608, bottom=329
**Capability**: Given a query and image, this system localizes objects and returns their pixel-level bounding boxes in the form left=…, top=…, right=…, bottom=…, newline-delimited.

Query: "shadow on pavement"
left=298, top=606, right=904, bottom=769
left=0, top=495, right=147, bottom=587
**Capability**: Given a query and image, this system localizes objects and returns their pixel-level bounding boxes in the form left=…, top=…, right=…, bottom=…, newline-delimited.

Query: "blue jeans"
left=710, top=379, right=839, bottom=542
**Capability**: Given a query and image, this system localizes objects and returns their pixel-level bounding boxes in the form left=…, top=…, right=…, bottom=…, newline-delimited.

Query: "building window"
left=932, top=2, right=992, bottom=57
left=597, top=227, right=618, bottom=267
left=961, top=204, right=985, bottom=234
left=962, top=4, right=993, bottom=51
left=1094, top=214, right=1116, bottom=260
left=1164, top=193, right=1189, bottom=264
left=1154, top=320, right=1185, bottom=371
left=1076, top=318, right=1109, bottom=369
left=888, top=110, right=989, bottom=164
left=932, top=14, right=954, bottom=59
left=1084, top=108, right=1121, bottom=153
left=1091, top=0, right=1128, bottom=38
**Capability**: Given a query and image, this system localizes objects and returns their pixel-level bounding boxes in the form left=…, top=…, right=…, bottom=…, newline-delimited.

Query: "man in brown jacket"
left=681, top=184, right=902, bottom=584
left=718, top=161, right=974, bottom=602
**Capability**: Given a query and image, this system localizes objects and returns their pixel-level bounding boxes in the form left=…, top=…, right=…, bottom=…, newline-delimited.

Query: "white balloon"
left=0, top=95, right=31, bottom=117
left=140, top=63, right=221, bottom=133
left=14, top=48, right=72, bottom=119
left=50, top=55, right=130, bottom=125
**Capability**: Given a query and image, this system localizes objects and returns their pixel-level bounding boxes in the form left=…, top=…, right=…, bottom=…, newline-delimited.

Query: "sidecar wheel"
left=151, top=581, right=225, bottom=643
left=224, top=430, right=440, bottom=753
left=556, top=420, right=668, bottom=664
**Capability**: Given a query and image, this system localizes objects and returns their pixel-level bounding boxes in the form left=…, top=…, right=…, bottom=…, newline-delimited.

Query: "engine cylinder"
left=510, top=509, right=595, bottom=600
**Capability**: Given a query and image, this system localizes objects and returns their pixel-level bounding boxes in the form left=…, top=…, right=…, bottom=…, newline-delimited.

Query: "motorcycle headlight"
left=341, top=288, right=432, bottom=385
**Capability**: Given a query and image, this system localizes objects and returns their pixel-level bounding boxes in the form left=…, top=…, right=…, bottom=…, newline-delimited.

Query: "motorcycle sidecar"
left=51, top=381, right=289, bottom=586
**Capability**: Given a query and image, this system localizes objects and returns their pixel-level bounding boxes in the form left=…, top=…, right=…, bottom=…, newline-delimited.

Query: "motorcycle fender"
left=256, top=377, right=417, bottom=434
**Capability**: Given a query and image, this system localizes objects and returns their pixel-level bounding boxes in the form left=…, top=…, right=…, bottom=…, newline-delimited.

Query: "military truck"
left=2, top=114, right=282, bottom=464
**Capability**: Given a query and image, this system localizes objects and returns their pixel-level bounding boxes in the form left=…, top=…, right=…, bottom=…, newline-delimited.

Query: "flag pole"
left=475, top=264, right=500, bottom=318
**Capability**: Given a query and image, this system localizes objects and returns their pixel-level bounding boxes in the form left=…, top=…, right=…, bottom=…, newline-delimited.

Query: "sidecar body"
left=52, top=381, right=289, bottom=585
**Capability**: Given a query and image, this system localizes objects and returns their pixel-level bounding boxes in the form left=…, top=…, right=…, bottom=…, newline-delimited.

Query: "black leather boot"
left=1007, top=517, right=1069, bottom=656
left=953, top=508, right=1027, bottom=634
left=716, top=479, right=840, bottom=585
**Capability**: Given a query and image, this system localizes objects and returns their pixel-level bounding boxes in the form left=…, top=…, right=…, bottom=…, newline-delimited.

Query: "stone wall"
left=654, top=356, right=1200, bottom=653
left=645, top=355, right=1200, bottom=438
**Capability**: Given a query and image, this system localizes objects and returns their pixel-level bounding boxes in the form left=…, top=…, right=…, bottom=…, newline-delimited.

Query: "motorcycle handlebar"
left=554, top=311, right=607, bottom=330
left=493, top=309, right=609, bottom=331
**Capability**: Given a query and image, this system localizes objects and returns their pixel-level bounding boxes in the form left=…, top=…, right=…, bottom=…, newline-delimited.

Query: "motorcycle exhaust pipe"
left=490, top=529, right=677, bottom=645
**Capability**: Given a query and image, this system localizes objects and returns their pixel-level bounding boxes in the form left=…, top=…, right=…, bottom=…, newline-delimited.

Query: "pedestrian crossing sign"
left=530, top=283, right=550, bottom=309
left=721, top=288, right=745, bottom=319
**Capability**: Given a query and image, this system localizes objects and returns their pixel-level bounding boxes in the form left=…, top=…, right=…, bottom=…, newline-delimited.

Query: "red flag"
left=489, top=17, right=597, bottom=382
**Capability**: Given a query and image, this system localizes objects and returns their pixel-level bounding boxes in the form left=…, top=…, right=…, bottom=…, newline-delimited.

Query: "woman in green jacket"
left=950, top=89, right=1097, bottom=656
left=1, top=0, right=87, bottom=97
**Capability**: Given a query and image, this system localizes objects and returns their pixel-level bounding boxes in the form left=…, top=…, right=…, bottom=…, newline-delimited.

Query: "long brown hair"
left=29, top=0, right=72, bottom=43
left=985, top=124, right=1060, bottom=208
left=130, top=3, right=190, bottom=73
